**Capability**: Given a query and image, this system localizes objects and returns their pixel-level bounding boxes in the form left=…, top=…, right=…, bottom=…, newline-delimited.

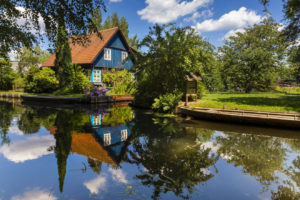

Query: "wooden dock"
left=178, top=106, right=300, bottom=129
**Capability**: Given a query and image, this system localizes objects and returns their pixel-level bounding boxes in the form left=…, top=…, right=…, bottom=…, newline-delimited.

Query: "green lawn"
left=191, top=92, right=300, bottom=113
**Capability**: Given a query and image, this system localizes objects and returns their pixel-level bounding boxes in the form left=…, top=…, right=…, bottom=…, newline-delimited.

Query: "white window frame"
left=93, top=69, right=101, bottom=83
left=121, top=51, right=128, bottom=62
left=104, top=48, right=111, bottom=60
left=93, top=115, right=101, bottom=126
left=104, top=133, right=111, bottom=146
left=121, top=129, right=128, bottom=142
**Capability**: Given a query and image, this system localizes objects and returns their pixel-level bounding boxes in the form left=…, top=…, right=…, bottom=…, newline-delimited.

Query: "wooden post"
left=195, top=80, right=198, bottom=102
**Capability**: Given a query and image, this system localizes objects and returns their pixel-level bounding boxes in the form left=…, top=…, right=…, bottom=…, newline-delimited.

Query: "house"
left=42, top=27, right=134, bottom=84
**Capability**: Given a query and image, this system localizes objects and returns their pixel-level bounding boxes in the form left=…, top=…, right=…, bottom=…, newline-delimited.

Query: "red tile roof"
left=42, top=27, right=120, bottom=67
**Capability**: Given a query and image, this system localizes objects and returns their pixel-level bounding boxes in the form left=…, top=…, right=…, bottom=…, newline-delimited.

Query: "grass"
left=191, top=92, right=300, bottom=113
left=0, top=91, right=84, bottom=98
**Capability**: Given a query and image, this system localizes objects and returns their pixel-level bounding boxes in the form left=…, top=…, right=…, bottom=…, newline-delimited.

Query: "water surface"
left=0, top=99, right=299, bottom=200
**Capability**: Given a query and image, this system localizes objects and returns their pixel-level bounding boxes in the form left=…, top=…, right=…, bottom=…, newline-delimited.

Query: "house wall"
left=93, top=32, right=133, bottom=70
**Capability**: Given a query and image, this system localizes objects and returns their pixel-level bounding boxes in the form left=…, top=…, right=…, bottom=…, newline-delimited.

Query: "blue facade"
left=93, top=124, right=131, bottom=163
left=90, top=31, right=133, bottom=83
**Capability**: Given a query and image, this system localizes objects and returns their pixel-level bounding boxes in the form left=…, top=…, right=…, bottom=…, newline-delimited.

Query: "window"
left=122, top=51, right=128, bottom=62
left=104, top=48, right=111, bottom=60
left=121, top=129, right=128, bottom=142
left=104, top=133, right=111, bottom=146
left=93, top=115, right=101, bottom=126
left=93, top=69, right=101, bottom=82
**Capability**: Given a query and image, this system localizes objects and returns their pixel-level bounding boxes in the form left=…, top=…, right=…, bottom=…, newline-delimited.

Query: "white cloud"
left=184, top=9, right=213, bottom=23
left=223, top=28, right=246, bottom=40
left=194, top=7, right=263, bottom=33
left=201, top=141, right=232, bottom=160
left=0, top=135, right=55, bottom=163
left=138, top=0, right=212, bottom=24
left=84, top=176, right=107, bottom=195
left=14, top=6, right=46, bottom=35
left=110, top=0, right=122, bottom=2
left=8, top=124, right=24, bottom=136
left=109, top=168, right=128, bottom=184
left=11, top=188, right=57, bottom=200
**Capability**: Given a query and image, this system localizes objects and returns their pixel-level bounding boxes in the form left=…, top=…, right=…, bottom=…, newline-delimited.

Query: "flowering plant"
left=84, top=86, right=108, bottom=97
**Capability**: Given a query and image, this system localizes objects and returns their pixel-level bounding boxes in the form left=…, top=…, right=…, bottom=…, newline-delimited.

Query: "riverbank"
left=191, top=92, right=300, bottom=113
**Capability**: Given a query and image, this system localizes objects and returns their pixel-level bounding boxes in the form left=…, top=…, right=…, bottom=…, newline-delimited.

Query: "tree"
left=0, top=0, right=106, bottom=59
left=0, top=101, right=15, bottom=145
left=215, top=132, right=287, bottom=189
left=219, top=18, right=287, bottom=93
left=24, top=66, right=59, bottom=93
left=260, top=1, right=300, bottom=83
left=288, top=46, right=300, bottom=83
left=133, top=24, right=219, bottom=108
left=92, top=11, right=139, bottom=49
left=0, top=59, right=16, bottom=90
left=90, top=8, right=103, bottom=31
left=17, top=46, right=50, bottom=75
left=260, top=0, right=299, bottom=42
left=127, top=112, right=218, bottom=199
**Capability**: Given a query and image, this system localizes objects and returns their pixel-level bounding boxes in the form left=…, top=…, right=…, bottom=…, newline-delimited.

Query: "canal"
left=0, top=99, right=299, bottom=200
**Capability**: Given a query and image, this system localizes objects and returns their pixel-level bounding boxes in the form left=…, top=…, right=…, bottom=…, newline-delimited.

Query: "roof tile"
left=42, top=27, right=119, bottom=67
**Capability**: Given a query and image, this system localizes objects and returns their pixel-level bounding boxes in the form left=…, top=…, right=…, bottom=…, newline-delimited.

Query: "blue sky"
left=103, top=0, right=285, bottom=47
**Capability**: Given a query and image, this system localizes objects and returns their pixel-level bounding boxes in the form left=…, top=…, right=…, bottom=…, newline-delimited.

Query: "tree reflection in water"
left=128, top=112, right=218, bottom=199
left=215, top=132, right=287, bottom=190
left=1, top=100, right=300, bottom=199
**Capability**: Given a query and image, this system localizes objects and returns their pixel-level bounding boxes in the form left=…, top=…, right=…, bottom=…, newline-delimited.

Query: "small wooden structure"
left=185, top=72, right=202, bottom=105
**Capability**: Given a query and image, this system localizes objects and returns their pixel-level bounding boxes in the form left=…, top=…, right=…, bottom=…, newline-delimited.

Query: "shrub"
left=72, top=65, right=90, bottom=93
left=103, top=69, right=135, bottom=95
left=152, top=92, right=183, bottom=113
left=0, top=60, right=16, bottom=91
left=25, top=67, right=58, bottom=93
left=197, top=81, right=209, bottom=99
left=13, top=75, right=25, bottom=91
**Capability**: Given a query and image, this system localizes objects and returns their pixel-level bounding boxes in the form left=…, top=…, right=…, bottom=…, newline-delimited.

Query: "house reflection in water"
left=48, top=113, right=131, bottom=166
left=90, top=112, right=131, bottom=165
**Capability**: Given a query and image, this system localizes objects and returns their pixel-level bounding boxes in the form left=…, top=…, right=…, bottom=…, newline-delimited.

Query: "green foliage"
left=0, top=60, right=16, bottom=91
left=133, top=24, right=219, bottom=108
left=128, top=112, right=218, bottom=199
left=13, top=74, right=25, bottom=90
left=152, top=93, right=183, bottom=113
left=103, top=69, right=135, bottom=95
left=219, top=18, right=287, bottom=93
left=102, top=107, right=134, bottom=126
left=72, top=65, right=90, bottom=93
left=261, top=0, right=300, bottom=42
left=288, top=46, right=300, bottom=83
left=17, top=46, right=50, bottom=76
left=275, top=86, right=300, bottom=94
left=216, top=132, right=286, bottom=189
left=55, top=22, right=73, bottom=89
left=0, top=0, right=106, bottom=58
left=197, top=81, right=209, bottom=99
left=25, top=67, right=58, bottom=93
left=91, top=11, right=139, bottom=49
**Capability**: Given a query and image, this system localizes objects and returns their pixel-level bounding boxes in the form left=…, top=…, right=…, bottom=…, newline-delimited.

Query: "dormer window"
left=122, top=51, right=128, bottom=62
left=104, top=48, right=111, bottom=60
